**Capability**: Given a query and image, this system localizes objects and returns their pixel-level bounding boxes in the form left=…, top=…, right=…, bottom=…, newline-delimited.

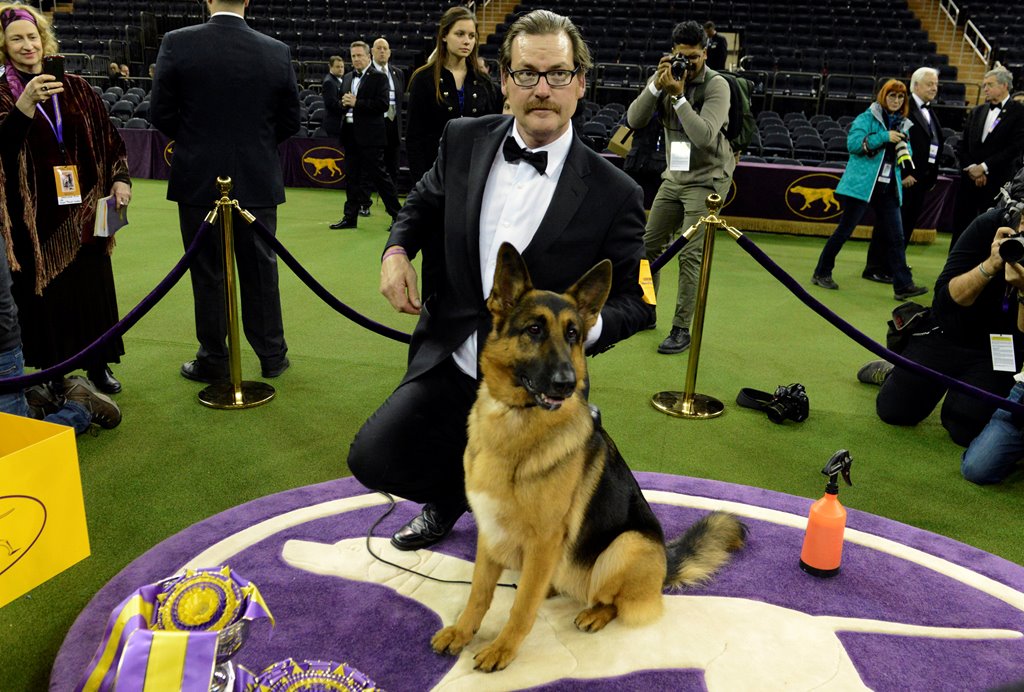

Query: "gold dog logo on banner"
left=786, top=173, right=843, bottom=220
left=163, top=141, right=174, bottom=167
left=301, top=146, right=346, bottom=185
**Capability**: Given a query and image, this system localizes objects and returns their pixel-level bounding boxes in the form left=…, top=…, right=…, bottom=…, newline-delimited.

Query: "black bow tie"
left=920, top=102, right=930, bottom=109
left=990, top=102, right=1002, bottom=111
left=503, top=137, right=548, bottom=175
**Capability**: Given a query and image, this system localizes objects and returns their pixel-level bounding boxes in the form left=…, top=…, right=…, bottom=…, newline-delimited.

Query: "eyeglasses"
left=506, top=66, right=580, bottom=88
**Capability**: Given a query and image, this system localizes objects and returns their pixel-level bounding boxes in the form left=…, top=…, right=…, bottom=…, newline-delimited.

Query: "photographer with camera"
left=626, top=20, right=734, bottom=355
left=812, top=80, right=928, bottom=301
left=859, top=169, right=1024, bottom=450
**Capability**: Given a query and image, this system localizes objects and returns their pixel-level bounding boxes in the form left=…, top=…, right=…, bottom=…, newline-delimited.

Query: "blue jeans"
left=814, top=189, right=914, bottom=291
left=0, top=345, right=91, bottom=434
left=961, top=381, right=1024, bottom=485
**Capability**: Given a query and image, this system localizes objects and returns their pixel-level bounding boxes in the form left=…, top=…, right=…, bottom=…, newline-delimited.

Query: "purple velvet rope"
left=0, top=221, right=214, bottom=393
left=245, top=215, right=412, bottom=344
left=650, top=232, right=689, bottom=273
left=733, top=232, right=1024, bottom=418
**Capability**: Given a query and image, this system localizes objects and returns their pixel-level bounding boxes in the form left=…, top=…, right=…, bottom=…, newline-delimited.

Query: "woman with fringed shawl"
left=0, top=3, right=132, bottom=394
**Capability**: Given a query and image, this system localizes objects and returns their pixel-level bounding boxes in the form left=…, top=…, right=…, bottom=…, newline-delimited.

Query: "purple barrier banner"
left=121, top=130, right=349, bottom=190
left=123, top=131, right=955, bottom=242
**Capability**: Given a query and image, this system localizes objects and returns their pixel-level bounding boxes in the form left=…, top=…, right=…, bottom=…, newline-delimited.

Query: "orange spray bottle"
left=799, top=450, right=853, bottom=578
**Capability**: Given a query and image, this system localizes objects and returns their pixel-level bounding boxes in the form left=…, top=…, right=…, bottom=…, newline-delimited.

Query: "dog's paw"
left=431, top=626, right=473, bottom=655
left=473, top=641, right=518, bottom=672
left=574, top=603, right=617, bottom=632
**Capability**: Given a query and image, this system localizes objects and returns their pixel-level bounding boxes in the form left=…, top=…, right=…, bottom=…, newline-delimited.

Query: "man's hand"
left=341, top=93, right=356, bottom=108
left=975, top=173, right=988, bottom=187
left=902, top=174, right=918, bottom=188
left=653, top=55, right=684, bottom=96
left=1005, top=258, right=1024, bottom=291
left=989, top=225, right=1021, bottom=277
left=380, top=250, right=421, bottom=315
left=965, top=163, right=986, bottom=180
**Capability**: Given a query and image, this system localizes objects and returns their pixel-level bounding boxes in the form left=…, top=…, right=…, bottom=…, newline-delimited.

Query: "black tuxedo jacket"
left=906, top=98, right=945, bottom=187
left=150, top=14, right=300, bottom=207
left=321, top=72, right=345, bottom=137
left=374, top=61, right=405, bottom=133
left=957, top=99, right=1024, bottom=189
left=388, top=114, right=649, bottom=385
left=341, top=68, right=389, bottom=147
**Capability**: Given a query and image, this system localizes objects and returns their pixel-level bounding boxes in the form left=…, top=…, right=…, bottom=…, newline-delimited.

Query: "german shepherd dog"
left=430, top=243, right=748, bottom=672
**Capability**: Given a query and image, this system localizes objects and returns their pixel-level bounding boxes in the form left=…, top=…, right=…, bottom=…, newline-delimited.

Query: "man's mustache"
left=525, top=101, right=560, bottom=113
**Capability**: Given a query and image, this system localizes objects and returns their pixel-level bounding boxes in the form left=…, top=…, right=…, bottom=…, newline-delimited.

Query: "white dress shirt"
left=373, top=60, right=397, bottom=120
left=453, top=123, right=603, bottom=378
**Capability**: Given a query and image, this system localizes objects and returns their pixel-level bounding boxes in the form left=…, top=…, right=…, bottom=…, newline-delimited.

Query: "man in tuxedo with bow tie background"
left=345, top=9, right=649, bottom=551
left=863, top=67, right=946, bottom=282
left=330, top=41, right=402, bottom=230
left=952, top=66, right=1024, bottom=248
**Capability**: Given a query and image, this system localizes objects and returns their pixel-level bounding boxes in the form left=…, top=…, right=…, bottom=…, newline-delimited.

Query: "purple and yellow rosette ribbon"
left=239, top=658, right=380, bottom=692
left=75, top=566, right=273, bottom=692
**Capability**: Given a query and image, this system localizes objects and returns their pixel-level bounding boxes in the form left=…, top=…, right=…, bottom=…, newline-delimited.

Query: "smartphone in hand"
left=42, top=54, right=65, bottom=83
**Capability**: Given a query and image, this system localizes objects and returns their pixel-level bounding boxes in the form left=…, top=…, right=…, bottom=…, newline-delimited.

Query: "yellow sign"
left=0, top=413, right=90, bottom=608
left=785, top=173, right=844, bottom=220
left=300, top=146, right=346, bottom=185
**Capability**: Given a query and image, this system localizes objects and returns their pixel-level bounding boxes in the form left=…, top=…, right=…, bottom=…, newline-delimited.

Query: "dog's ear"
left=488, top=242, right=533, bottom=317
left=567, top=259, right=612, bottom=330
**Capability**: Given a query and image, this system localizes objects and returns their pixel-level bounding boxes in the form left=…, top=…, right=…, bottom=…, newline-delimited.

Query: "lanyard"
left=34, top=94, right=65, bottom=158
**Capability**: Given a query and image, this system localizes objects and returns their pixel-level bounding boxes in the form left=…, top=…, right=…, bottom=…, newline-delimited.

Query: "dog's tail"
left=664, top=511, right=747, bottom=588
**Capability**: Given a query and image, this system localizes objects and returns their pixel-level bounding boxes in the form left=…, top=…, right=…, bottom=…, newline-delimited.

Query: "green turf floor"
left=2, top=179, right=1021, bottom=690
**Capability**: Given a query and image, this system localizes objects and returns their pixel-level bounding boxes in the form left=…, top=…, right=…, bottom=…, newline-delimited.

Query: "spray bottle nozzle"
left=821, top=449, right=853, bottom=493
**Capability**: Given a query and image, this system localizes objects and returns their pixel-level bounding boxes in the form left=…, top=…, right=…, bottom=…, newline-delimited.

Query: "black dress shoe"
left=861, top=271, right=894, bottom=284
left=261, top=356, right=290, bottom=378
left=180, top=360, right=228, bottom=384
left=391, top=503, right=465, bottom=551
left=330, top=218, right=358, bottom=229
left=87, top=365, right=122, bottom=394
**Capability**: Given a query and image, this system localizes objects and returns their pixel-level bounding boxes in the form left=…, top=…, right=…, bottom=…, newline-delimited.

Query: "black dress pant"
left=952, top=177, right=1002, bottom=250
left=178, top=204, right=287, bottom=372
left=384, top=117, right=400, bottom=184
left=864, top=179, right=929, bottom=275
left=347, top=357, right=478, bottom=510
left=876, top=330, right=1015, bottom=447
left=342, top=136, right=401, bottom=221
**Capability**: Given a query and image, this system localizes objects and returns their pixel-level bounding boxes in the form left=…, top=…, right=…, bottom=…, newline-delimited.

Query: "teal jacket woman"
left=812, top=79, right=928, bottom=300
left=836, top=101, right=911, bottom=204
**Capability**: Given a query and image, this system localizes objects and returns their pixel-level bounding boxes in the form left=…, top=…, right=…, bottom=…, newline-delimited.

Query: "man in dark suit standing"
left=330, top=41, right=402, bottom=230
left=953, top=66, right=1024, bottom=247
left=321, top=55, right=345, bottom=139
left=864, top=66, right=946, bottom=282
left=150, top=0, right=300, bottom=383
left=346, top=10, right=649, bottom=551
left=372, top=38, right=405, bottom=190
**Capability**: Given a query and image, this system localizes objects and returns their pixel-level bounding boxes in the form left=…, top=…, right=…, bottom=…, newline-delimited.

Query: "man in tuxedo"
left=864, top=66, right=946, bottom=282
left=953, top=66, right=1024, bottom=247
left=330, top=41, right=402, bottom=230
left=150, top=0, right=300, bottom=383
left=321, top=55, right=345, bottom=139
left=346, top=9, right=649, bottom=551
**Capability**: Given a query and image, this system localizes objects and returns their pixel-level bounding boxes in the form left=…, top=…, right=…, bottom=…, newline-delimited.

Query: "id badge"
left=53, top=165, right=82, bottom=205
left=877, top=162, right=892, bottom=185
left=991, top=334, right=1016, bottom=372
left=669, top=141, right=691, bottom=172
left=928, top=143, right=939, bottom=164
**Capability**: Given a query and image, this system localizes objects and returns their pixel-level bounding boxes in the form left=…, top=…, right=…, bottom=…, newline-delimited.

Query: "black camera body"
left=765, top=383, right=809, bottom=424
left=669, top=54, right=691, bottom=81
left=999, top=232, right=1024, bottom=264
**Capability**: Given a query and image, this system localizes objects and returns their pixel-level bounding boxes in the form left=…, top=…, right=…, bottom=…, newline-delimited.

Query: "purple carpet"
left=52, top=474, right=1024, bottom=691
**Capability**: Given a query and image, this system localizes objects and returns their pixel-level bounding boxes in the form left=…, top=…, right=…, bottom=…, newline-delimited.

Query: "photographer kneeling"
left=859, top=171, right=1024, bottom=448
left=626, top=20, right=734, bottom=355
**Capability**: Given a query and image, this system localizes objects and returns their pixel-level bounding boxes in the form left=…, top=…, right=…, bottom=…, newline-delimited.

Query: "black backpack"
left=693, top=68, right=757, bottom=155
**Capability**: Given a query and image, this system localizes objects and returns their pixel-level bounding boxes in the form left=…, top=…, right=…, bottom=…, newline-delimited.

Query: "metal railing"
left=961, top=20, right=992, bottom=68
left=937, top=0, right=960, bottom=44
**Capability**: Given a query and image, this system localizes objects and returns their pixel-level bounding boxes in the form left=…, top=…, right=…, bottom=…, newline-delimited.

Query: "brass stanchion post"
left=651, top=193, right=730, bottom=419
left=198, top=177, right=276, bottom=409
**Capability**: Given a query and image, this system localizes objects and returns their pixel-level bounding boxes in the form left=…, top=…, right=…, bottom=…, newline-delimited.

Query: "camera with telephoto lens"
left=670, top=54, right=691, bottom=81
left=764, top=383, right=809, bottom=424
left=999, top=232, right=1024, bottom=264
left=891, top=116, right=914, bottom=171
